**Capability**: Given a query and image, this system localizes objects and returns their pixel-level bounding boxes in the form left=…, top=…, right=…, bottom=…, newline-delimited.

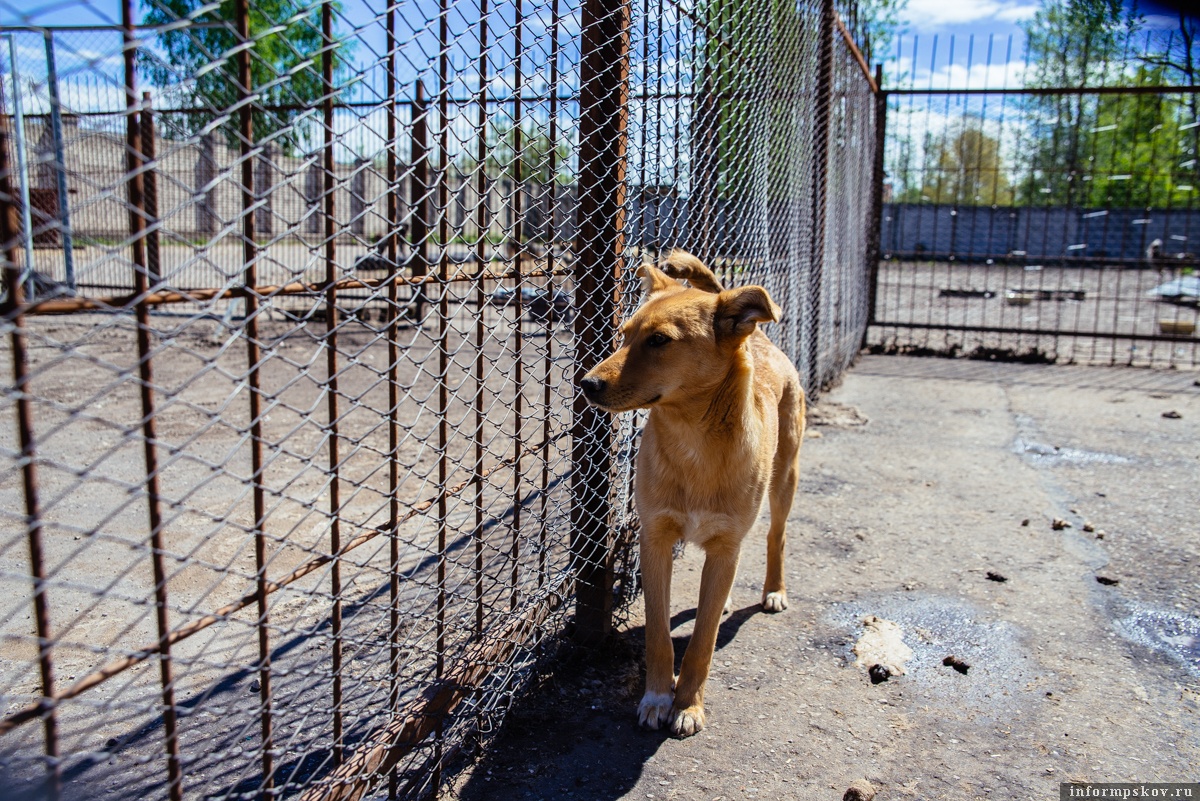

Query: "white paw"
left=669, top=705, right=706, bottom=738
left=762, top=591, right=789, bottom=613
left=637, top=691, right=674, bottom=730
left=723, top=595, right=733, bottom=615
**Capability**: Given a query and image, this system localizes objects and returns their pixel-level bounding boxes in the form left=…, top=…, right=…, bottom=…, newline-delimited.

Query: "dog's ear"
left=715, top=285, right=781, bottom=339
left=658, top=250, right=724, bottom=293
left=637, top=264, right=680, bottom=297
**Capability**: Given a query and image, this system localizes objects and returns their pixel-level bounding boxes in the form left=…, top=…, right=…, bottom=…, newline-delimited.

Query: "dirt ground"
left=871, top=261, right=1200, bottom=367
left=450, top=354, right=1200, bottom=801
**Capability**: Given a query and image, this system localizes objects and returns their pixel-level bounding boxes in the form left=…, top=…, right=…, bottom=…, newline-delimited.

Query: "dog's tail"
left=659, top=250, right=724, bottom=294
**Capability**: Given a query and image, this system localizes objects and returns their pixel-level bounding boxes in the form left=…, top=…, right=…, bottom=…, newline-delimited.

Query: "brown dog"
left=580, top=250, right=804, bottom=737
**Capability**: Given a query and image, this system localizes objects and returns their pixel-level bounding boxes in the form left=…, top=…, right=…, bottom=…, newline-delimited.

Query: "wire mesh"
left=868, top=31, right=1200, bottom=367
left=0, top=0, right=878, bottom=798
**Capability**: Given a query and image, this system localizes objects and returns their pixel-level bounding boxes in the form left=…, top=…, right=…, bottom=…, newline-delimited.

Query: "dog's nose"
left=580, top=376, right=606, bottom=398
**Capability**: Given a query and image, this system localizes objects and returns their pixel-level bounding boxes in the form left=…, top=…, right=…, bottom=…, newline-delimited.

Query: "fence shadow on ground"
left=452, top=604, right=763, bottom=801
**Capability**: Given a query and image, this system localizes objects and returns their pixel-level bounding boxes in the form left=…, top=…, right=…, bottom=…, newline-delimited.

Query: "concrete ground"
left=451, top=354, right=1200, bottom=801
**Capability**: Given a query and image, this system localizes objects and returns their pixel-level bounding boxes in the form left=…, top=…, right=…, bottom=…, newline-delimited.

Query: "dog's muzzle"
left=579, top=376, right=607, bottom=404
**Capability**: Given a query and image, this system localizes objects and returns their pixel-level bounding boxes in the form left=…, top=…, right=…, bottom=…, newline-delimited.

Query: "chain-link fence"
left=0, top=1, right=878, bottom=798
left=867, top=32, right=1200, bottom=367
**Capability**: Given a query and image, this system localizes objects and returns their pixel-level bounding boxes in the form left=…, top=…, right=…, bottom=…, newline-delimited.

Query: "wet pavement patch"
left=831, top=595, right=1039, bottom=719
left=1013, top=437, right=1133, bottom=466
left=1115, top=605, right=1200, bottom=678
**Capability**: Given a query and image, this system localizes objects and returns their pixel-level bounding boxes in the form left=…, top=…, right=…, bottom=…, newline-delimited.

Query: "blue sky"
left=887, top=0, right=1199, bottom=89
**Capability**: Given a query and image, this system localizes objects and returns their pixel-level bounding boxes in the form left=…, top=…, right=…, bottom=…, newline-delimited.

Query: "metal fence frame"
left=865, top=34, right=1200, bottom=367
left=0, top=1, right=879, bottom=798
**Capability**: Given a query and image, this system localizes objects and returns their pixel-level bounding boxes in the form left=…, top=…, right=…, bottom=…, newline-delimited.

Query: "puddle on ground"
left=1115, top=605, right=1200, bottom=678
left=1013, top=437, right=1133, bottom=466
left=830, top=595, right=1040, bottom=719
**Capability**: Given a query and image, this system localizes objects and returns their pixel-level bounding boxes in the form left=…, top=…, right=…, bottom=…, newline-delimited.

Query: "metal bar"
left=434, top=0, right=451, bottom=788
left=864, top=63, right=886, bottom=339
left=871, top=320, right=1200, bottom=344
left=570, top=0, right=632, bottom=644
left=472, top=0, right=489, bottom=642
left=541, top=0, right=560, bottom=590
left=11, top=88, right=829, bottom=119
left=42, top=31, right=75, bottom=292
left=0, top=88, right=60, bottom=801
left=233, top=0, right=274, bottom=793
left=410, top=81, right=429, bottom=323
left=139, top=92, right=161, bottom=284
left=1, top=22, right=231, bottom=32
left=8, top=265, right=575, bottom=317
left=122, top=2, right=182, bottom=796
left=5, top=35, right=35, bottom=299
left=320, top=0, right=344, bottom=767
left=510, top=0, right=524, bottom=615
left=834, top=11, right=877, bottom=93
left=886, top=84, right=1200, bottom=96
left=808, top=0, right=834, bottom=395
left=384, top=4, right=400, bottom=799
left=0, top=435, right=564, bottom=738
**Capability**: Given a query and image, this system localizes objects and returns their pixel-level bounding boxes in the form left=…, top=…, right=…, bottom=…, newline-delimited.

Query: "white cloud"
left=903, top=0, right=1039, bottom=28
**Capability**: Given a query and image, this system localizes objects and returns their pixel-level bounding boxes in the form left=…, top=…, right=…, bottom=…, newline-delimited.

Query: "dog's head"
left=579, top=258, right=780, bottom=413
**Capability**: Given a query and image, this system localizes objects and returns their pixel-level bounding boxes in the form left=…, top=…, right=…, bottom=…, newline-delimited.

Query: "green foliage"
left=1015, top=0, right=1199, bottom=208
left=854, top=0, right=908, bottom=69
left=694, top=0, right=902, bottom=207
left=455, top=121, right=572, bottom=185
left=900, top=122, right=1014, bottom=205
left=141, top=0, right=348, bottom=154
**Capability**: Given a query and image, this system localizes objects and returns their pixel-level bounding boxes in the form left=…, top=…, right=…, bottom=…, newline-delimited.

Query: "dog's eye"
left=645, top=332, right=670, bottom=348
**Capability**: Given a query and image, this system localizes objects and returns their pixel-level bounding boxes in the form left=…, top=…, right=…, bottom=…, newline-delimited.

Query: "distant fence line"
left=881, top=203, right=1200, bottom=264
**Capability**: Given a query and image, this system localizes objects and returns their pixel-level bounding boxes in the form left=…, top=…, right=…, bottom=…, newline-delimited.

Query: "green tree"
left=455, top=121, right=572, bottom=185
left=854, top=0, right=908, bottom=70
left=1134, top=10, right=1200, bottom=205
left=904, top=123, right=1014, bottom=206
left=1015, top=0, right=1135, bottom=206
left=141, top=0, right=347, bottom=153
left=1014, top=0, right=1200, bottom=209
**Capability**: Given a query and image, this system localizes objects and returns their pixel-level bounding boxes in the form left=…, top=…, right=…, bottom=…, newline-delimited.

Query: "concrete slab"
left=453, top=355, right=1200, bottom=801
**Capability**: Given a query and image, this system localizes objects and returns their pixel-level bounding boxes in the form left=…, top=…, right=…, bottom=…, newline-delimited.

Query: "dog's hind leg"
left=638, top=525, right=678, bottom=730
left=763, top=382, right=803, bottom=613
left=671, top=540, right=740, bottom=737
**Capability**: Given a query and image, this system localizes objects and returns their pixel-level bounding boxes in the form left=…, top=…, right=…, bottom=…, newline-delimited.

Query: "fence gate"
left=0, top=0, right=878, bottom=798
left=867, top=34, right=1200, bottom=368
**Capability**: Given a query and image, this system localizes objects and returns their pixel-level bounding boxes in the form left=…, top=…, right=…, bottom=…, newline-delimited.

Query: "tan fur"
left=580, top=252, right=805, bottom=738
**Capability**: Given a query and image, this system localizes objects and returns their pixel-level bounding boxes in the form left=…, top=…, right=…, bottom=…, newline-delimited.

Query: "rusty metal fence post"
left=570, top=0, right=631, bottom=645
left=864, top=62, right=887, bottom=343
left=807, top=0, right=835, bottom=395
left=139, top=92, right=161, bottom=284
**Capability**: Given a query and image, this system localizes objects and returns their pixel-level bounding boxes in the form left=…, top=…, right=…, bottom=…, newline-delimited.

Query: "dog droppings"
left=807, top=402, right=868, bottom=429
left=986, top=571, right=1008, bottom=583
left=868, top=664, right=892, bottom=684
left=943, top=655, right=970, bottom=675
left=1052, top=518, right=1072, bottom=530
left=853, top=616, right=913, bottom=678
left=1096, top=576, right=1119, bottom=586
left=843, top=779, right=877, bottom=801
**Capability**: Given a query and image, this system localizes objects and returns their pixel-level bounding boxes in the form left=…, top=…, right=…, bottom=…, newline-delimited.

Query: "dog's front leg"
left=638, top=525, right=678, bottom=730
left=671, top=540, right=740, bottom=737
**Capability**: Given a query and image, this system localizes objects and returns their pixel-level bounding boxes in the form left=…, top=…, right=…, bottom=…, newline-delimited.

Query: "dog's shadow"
left=453, top=604, right=762, bottom=801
